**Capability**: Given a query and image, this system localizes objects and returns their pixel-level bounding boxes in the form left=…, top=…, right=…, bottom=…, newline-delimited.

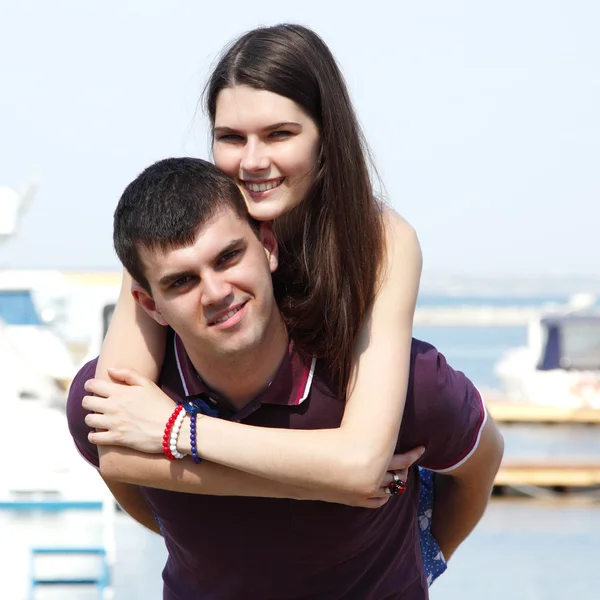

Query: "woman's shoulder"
left=380, top=206, right=422, bottom=269
left=381, top=205, right=418, bottom=237
left=368, top=205, right=422, bottom=306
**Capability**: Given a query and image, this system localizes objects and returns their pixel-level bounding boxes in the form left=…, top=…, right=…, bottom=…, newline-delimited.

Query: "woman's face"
left=213, top=85, right=320, bottom=222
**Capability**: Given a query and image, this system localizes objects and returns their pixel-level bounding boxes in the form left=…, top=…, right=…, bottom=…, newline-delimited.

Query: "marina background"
left=2, top=0, right=600, bottom=597
left=2, top=280, right=599, bottom=598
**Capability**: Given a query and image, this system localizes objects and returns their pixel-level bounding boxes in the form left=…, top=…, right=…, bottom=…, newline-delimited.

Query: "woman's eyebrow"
left=261, top=121, right=301, bottom=132
left=214, top=121, right=301, bottom=134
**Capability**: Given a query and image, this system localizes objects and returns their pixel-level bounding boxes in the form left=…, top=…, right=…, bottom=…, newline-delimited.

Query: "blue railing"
left=1, top=499, right=111, bottom=599
left=29, top=547, right=109, bottom=599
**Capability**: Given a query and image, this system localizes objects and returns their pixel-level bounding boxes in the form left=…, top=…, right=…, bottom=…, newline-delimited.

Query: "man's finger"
left=387, top=446, right=425, bottom=471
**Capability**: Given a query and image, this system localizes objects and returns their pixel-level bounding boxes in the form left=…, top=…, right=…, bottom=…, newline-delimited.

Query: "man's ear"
left=131, top=281, right=169, bottom=327
left=259, top=222, right=279, bottom=273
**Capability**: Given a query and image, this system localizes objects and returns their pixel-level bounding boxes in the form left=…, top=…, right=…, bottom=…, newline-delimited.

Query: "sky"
left=1, top=1, right=598, bottom=279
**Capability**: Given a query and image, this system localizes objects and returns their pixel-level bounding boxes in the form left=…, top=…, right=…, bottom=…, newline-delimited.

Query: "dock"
left=487, top=401, right=600, bottom=424
left=482, top=399, right=600, bottom=490
left=495, top=461, right=600, bottom=487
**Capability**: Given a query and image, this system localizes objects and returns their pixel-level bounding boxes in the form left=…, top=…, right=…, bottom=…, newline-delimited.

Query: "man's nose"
left=201, top=274, right=234, bottom=307
left=241, top=139, right=269, bottom=172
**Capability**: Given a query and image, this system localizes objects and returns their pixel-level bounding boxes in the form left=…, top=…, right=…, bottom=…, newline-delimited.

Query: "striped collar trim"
left=173, top=333, right=316, bottom=407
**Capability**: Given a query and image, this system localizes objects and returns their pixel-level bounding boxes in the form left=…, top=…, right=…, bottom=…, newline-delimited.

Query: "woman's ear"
left=259, top=222, right=279, bottom=273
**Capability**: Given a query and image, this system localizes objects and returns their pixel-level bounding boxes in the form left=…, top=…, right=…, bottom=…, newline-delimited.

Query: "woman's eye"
left=216, top=134, right=244, bottom=143
left=269, top=130, right=292, bottom=139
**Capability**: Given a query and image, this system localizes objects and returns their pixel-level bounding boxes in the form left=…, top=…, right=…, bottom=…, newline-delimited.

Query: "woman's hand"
left=385, top=445, right=425, bottom=492
left=360, top=446, right=425, bottom=508
left=83, top=368, right=176, bottom=453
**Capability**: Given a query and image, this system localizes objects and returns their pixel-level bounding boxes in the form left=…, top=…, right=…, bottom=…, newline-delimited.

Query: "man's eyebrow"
left=214, top=122, right=301, bottom=134
left=217, top=238, right=246, bottom=258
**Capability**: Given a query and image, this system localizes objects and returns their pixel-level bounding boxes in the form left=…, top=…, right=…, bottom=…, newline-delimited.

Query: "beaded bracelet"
left=162, top=405, right=185, bottom=461
left=169, top=408, right=186, bottom=460
left=189, top=412, right=201, bottom=464
left=182, top=398, right=212, bottom=465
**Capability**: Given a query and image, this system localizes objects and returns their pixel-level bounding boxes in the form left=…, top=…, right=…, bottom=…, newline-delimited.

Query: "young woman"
left=89, top=24, right=445, bottom=582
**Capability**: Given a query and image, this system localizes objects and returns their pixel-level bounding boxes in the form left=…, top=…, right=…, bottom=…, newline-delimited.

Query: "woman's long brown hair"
left=205, top=24, right=386, bottom=396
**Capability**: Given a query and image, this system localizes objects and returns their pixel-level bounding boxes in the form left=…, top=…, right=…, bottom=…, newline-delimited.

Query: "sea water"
left=413, top=323, right=527, bottom=389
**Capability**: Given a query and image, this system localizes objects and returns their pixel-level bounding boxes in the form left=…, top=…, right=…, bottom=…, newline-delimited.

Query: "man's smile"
left=207, top=302, right=248, bottom=328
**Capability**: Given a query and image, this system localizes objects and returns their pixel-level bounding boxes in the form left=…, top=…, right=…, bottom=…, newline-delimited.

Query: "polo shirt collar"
left=173, top=333, right=316, bottom=409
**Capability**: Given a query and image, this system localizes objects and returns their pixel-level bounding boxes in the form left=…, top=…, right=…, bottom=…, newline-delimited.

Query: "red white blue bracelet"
left=163, top=405, right=185, bottom=460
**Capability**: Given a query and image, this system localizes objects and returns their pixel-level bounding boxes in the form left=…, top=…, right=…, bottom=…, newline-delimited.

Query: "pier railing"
left=413, top=306, right=541, bottom=326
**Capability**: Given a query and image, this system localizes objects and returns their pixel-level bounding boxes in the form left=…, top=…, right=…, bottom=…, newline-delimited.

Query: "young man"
left=67, top=157, right=503, bottom=599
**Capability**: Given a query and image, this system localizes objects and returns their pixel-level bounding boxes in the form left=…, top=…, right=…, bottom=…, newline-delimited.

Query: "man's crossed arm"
left=430, top=417, right=504, bottom=560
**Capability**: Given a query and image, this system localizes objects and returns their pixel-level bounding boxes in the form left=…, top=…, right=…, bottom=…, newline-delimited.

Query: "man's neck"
left=183, top=315, right=289, bottom=411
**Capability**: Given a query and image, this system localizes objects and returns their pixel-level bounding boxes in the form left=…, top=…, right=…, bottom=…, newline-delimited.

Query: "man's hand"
left=83, top=367, right=176, bottom=453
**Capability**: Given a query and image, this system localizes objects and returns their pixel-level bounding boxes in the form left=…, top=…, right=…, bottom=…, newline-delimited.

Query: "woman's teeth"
left=245, top=179, right=283, bottom=193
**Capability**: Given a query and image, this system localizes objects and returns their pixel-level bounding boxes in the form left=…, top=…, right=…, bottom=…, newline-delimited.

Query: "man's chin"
left=213, top=332, right=258, bottom=357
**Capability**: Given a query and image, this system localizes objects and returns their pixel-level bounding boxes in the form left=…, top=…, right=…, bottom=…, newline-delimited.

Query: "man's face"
left=136, top=207, right=279, bottom=360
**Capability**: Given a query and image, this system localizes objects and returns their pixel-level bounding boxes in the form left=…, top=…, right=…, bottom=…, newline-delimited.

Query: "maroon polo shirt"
left=67, top=334, right=486, bottom=600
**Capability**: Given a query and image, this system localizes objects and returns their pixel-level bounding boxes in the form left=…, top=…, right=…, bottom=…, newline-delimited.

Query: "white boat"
left=0, top=183, right=116, bottom=600
left=0, top=182, right=77, bottom=402
left=494, top=295, right=600, bottom=408
left=0, top=273, right=77, bottom=404
left=0, top=277, right=106, bottom=504
left=0, top=183, right=103, bottom=501
left=0, top=399, right=107, bottom=504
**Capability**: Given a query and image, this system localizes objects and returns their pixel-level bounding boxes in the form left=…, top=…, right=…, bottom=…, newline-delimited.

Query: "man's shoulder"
left=65, top=343, right=187, bottom=469
left=409, top=338, right=438, bottom=366
left=403, top=338, right=486, bottom=471
left=409, top=337, right=466, bottom=400
left=66, top=358, right=100, bottom=468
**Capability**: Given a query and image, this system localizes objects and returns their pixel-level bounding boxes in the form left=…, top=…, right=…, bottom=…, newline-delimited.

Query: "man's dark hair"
left=113, top=157, right=255, bottom=292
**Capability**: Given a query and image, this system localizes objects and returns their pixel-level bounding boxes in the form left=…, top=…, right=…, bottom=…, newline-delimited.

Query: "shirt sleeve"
left=66, top=358, right=100, bottom=469
left=407, top=341, right=487, bottom=472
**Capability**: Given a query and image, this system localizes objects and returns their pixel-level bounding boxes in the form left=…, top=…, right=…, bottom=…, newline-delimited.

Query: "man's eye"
left=171, top=276, right=192, bottom=289
left=219, top=250, right=240, bottom=265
